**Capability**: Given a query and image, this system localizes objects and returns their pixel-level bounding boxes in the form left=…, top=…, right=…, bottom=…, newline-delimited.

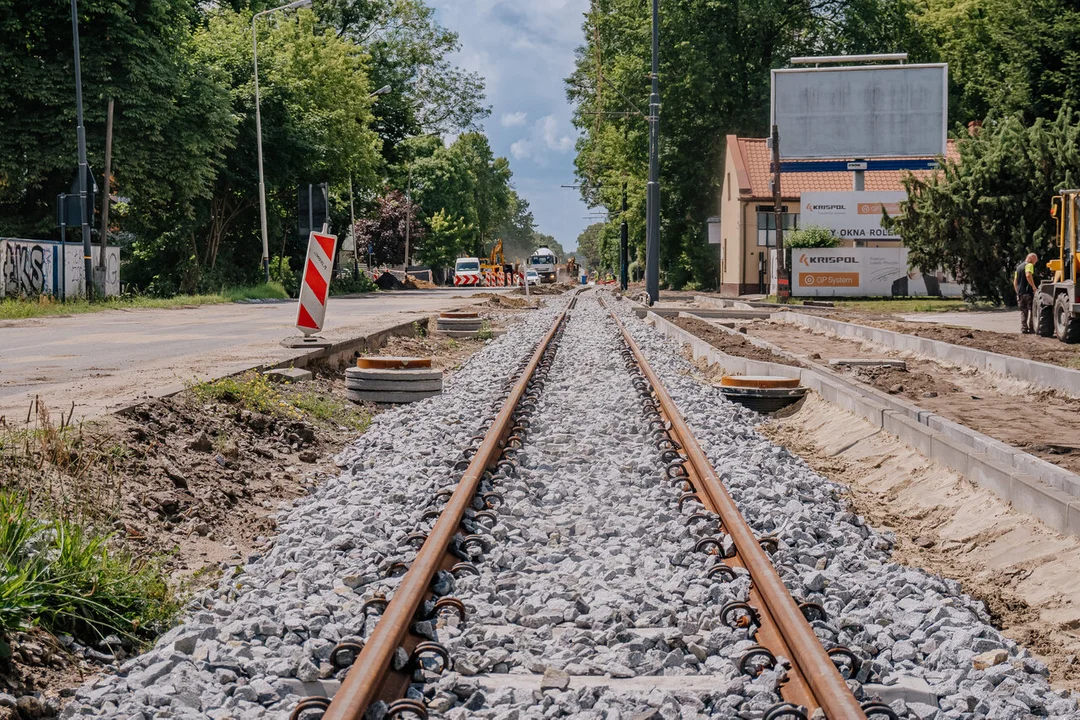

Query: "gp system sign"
left=801, top=191, right=905, bottom=240
left=793, top=247, right=961, bottom=297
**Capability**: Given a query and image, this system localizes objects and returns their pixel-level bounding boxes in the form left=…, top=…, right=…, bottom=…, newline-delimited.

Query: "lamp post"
left=254, top=0, right=312, bottom=284
left=70, top=0, right=93, bottom=300
left=348, top=86, right=392, bottom=277
left=644, top=0, right=661, bottom=305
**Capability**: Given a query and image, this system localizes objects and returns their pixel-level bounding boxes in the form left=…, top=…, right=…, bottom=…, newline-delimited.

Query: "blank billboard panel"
left=771, top=64, right=947, bottom=159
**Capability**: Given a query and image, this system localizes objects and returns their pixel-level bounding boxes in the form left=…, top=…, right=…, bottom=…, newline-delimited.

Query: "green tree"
left=0, top=0, right=233, bottom=246
left=417, top=209, right=473, bottom=270
left=914, top=0, right=1080, bottom=124
left=125, top=6, right=381, bottom=293
left=786, top=226, right=840, bottom=249
left=567, top=0, right=928, bottom=289
left=888, top=105, right=1080, bottom=302
left=575, top=223, right=606, bottom=270
left=320, top=0, right=489, bottom=155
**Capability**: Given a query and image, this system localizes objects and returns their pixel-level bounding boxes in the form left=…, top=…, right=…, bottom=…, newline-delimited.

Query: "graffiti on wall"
left=0, top=239, right=120, bottom=298
left=1, top=241, right=48, bottom=297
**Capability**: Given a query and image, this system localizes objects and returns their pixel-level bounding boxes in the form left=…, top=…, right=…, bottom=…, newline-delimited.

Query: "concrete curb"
left=771, top=311, right=1080, bottom=397
left=645, top=310, right=1080, bottom=538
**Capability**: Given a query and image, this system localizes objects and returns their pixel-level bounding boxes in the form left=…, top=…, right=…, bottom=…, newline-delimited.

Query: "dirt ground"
left=0, top=308, right=528, bottom=714
left=828, top=312, right=1080, bottom=371
left=670, top=316, right=804, bottom=367
left=761, top=394, right=1080, bottom=693
left=745, top=320, right=1080, bottom=474
left=672, top=314, right=1080, bottom=474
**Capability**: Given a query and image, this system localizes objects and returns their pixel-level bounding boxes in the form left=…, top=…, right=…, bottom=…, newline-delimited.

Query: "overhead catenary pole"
left=404, top=163, right=412, bottom=280
left=253, top=0, right=313, bottom=285
left=620, top=180, right=629, bottom=290
left=100, top=97, right=114, bottom=272
left=644, top=0, right=661, bottom=304
left=70, top=0, right=93, bottom=301
left=771, top=123, right=788, bottom=301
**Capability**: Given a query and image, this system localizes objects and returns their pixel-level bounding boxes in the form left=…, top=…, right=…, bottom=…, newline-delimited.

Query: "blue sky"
left=430, top=0, right=591, bottom=252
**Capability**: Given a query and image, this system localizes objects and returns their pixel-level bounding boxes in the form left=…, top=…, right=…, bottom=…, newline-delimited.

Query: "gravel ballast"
left=62, top=289, right=1077, bottom=719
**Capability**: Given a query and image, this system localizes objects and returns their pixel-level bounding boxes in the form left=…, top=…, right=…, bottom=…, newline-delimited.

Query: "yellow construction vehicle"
left=1039, top=190, right=1080, bottom=342
left=479, top=239, right=518, bottom=284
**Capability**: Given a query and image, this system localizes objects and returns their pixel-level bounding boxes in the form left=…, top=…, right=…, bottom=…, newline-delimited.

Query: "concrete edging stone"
left=644, top=309, right=1080, bottom=538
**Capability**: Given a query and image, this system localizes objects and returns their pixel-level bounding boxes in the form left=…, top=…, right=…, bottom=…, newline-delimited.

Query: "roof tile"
left=734, top=137, right=959, bottom=199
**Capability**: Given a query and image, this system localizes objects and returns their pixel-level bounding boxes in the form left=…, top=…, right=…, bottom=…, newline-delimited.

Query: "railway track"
left=66, top=289, right=1077, bottom=720
left=297, top=291, right=880, bottom=720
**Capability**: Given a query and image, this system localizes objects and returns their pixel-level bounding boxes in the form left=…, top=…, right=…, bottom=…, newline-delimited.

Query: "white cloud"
left=501, top=111, right=528, bottom=127
left=540, top=115, right=574, bottom=153
left=510, top=139, right=533, bottom=160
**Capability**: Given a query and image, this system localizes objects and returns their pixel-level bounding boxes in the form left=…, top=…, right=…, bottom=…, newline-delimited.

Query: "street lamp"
left=253, top=0, right=313, bottom=283
left=347, top=86, right=393, bottom=276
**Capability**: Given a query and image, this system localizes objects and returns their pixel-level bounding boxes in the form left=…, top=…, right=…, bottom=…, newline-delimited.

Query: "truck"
left=1037, top=190, right=1080, bottom=343
left=526, top=247, right=558, bottom=284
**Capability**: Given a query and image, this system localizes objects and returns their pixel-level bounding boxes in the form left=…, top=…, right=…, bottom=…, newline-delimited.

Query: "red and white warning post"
left=295, top=231, right=338, bottom=336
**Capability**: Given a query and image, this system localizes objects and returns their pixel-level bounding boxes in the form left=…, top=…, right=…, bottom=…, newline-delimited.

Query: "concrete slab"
left=262, top=367, right=312, bottom=383
left=345, top=367, right=443, bottom=382
left=280, top=336, right=334, bottom=349
left=345, top=389, right=442, bottom=404
left=1011, top=473, right=1073, bottom=533
left=883, top=411, right=933, bottom=456
left=930, top=432, right=973, bottom=477
left=344, top=378, right=443, bottom=392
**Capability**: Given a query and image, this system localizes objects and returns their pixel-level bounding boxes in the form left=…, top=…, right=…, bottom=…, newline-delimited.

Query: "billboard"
left=771, top=64, right=948, bottom=159
left=792, top=247, right=961, bottom=297
left=802, top=191, right=905, bottom=240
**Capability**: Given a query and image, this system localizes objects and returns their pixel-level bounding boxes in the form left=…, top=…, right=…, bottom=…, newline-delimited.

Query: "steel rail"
left=601, top=297, right=867, bottom=720
left=317, top=295, right=578, bottom=720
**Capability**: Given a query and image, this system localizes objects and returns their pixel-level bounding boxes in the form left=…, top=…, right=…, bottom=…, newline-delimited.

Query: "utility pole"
left=620, top=180, right=628, bottom=290
left=99, top=98, right=114, bottom=276
left=644, top=0, right=661, bottom=304
left=349, top=176, right=359, bottom=278
left=70, top=0, right=93, bottom=301
left=404, top=163, right=412, bottom=280
left=771, top=123, right=788, bottom=302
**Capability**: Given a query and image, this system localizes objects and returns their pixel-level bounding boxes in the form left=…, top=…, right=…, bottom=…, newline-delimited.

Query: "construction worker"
left=1014, top=252, right=1038, bottom=334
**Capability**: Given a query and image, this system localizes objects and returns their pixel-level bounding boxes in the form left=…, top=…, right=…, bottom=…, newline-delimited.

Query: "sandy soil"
left=830, top=312, right=1080, bottom=370
left=670, top=316, right=804, bottom=367
left=744, top=321, right=1080, bottom=474
left=760, top=394, right=1080, bottom=692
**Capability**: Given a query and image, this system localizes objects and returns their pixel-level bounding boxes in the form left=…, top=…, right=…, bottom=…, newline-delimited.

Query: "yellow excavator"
left=1039, top=191, right=1080, bottom=342
left=480, top=239, right=518, bottom=283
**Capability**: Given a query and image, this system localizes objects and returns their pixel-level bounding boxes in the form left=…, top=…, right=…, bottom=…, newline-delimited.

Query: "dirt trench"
left=761, top=395, right=1080, bottom=693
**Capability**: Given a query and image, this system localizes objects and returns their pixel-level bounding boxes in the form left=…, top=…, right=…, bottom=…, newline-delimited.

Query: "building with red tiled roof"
left=717, top=134, right=958, bottom=294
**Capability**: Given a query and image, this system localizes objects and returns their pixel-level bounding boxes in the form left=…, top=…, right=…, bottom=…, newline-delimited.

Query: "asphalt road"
left=0, top=289, right=497, bottom=425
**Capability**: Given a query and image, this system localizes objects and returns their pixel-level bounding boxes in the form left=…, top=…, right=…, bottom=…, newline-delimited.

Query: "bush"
left=330, top=270, right=377, bottom=295
left=786, top=225, right=840, bottom=248
left=269, top=256, right=299, bottom=297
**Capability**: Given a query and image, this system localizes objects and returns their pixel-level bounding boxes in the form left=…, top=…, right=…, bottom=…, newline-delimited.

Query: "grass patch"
left=191, top=372, right=370, bottom=431
left=0, top=492, right=177, bottom=646
left=0, top=282, right=289, bottom=320
left=476, top=320, right=494, bottom=340
left=221, top=282, right=289, bottom=302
